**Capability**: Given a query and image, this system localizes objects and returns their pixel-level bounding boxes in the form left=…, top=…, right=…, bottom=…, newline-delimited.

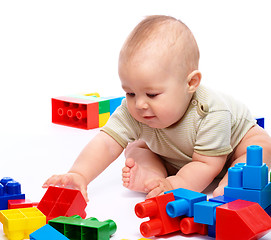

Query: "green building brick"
left=49, top=215, right=117, bottom=240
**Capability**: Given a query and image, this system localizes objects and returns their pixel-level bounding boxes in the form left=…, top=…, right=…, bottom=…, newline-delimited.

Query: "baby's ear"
left=187, top=70, right=201, bottom=93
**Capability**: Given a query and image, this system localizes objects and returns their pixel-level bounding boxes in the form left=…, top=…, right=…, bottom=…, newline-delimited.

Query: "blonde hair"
left=119, top=15, right=200, bottom=75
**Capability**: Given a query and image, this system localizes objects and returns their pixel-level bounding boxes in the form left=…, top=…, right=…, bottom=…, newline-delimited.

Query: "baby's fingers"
left=80, top=187, right=89, bottom=202
left=145, top=178, right=173, bottom=199
left=144, top=179, right=163, bottom=199
left=42, top=174, right=89, bottom=202
left=146, top=186, right=164, bottom=199
left=60, top=174, right=77, bottom=188
left=42, top=174, right=65, bottom=188
left=144, top=179, right=159, bottom=192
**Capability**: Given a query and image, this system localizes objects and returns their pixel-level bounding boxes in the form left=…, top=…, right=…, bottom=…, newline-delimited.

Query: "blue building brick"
left=208, top=224, right=216, bottom=238
left=243, top=164, right=268, bottom=190
left=165, top=188, right=206, bottom=218
left=224, top=145, right=271, bottom=209
left=256, top=117, right=265, bottom=128
left=224, top=182, right=271, bottom=209
left=0, top=177, right=25, bottom=210
left=109, top=96, right=125, bottom=114
left=209, top=195, right=236, bottom=204
left=30, top=224, right=69, bottom=240
left=243, top=145, right=268, bottom=190
left=194, top=201, right=222, bottom=225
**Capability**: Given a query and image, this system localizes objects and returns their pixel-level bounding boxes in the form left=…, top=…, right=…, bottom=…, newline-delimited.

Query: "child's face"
left=119, top=50, right=193, bottom=129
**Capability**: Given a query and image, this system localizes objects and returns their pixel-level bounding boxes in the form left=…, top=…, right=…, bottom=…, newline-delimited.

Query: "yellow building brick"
left=0, top=207, right=46, bottom=240
left=99, top=112, right=110, bottom=128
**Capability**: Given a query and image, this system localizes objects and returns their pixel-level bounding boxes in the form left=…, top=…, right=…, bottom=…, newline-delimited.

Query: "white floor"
left=0, top=124, right=271, bottom=240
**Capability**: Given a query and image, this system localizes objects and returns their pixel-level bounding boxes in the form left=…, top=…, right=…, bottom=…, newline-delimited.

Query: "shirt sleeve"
left=101, top=99, right=141, bottom=148
left=194, top=110, right=233, bottom=156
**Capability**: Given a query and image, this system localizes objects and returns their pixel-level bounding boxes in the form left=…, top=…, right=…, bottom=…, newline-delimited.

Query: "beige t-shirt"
left=102, top=85, right=256, bottom=169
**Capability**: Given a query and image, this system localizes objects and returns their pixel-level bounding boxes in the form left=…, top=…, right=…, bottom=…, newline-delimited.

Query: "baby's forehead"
left=120, top=16, right=199, bottom=74
left=121, top=19, right=194, bottom=61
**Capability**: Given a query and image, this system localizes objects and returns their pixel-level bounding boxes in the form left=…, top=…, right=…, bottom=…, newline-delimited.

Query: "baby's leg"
left=213, top=125, right=271, bottom=197
left=122, top=140, right=168, bottom=193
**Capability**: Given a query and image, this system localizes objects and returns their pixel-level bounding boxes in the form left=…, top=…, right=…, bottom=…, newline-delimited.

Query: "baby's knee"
left=125, top=141, right=141, bottom=154
left=124, top=140, right=148, bottom=156
left=262, top=142, right=271, bottom=167
left=235, top=126, right=271, bottom=166
left=254, top=132, right=271, bottom=166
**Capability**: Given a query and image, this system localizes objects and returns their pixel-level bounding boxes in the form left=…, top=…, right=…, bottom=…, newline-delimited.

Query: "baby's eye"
left=126, top=93, right=135, bottom=97
left=147, top=93, right=159, bottom=98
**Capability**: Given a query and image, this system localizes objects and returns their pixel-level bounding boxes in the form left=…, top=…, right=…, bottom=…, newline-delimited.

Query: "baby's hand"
left=42, top=172, right=89, bottom=202
left=144, top=177, right=173, bottom=199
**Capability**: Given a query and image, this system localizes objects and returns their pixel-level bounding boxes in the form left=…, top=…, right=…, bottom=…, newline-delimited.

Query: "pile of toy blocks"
left=135, top=145, right=271, bottom=239
left=0, top=180, right=116, bottom=240
left=2, top=145, right=271, bottom=239
left=52, top=92, right=124, bottom=130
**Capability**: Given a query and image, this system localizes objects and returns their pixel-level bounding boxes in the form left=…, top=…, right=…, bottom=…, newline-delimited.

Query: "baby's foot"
left=122, top=158, right=166, bottom=193
left=122, top=158, right=147, bottom=192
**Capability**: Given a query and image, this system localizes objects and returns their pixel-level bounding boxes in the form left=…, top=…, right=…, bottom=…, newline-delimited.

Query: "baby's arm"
left=168, top=152, right=227, bottom=190
left=43, top=131, right=123, bottom=201
left=146, top=152, right=227, bottom=198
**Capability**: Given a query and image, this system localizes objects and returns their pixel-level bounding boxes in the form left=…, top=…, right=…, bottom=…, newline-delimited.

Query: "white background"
left=0, top=0, right=271, bottom=239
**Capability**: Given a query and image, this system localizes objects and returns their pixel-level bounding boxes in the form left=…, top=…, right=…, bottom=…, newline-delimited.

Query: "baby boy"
left=43, top=15, right=271, bottom=201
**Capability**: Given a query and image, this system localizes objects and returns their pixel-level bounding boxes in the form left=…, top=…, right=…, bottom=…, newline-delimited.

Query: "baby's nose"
left=136, top=98, right=148, bottom=110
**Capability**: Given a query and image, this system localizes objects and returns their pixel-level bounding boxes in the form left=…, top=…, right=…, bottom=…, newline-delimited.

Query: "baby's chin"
left=141, top=120, right=173, bottom=129
left=133, top=114, right=178, bottom=129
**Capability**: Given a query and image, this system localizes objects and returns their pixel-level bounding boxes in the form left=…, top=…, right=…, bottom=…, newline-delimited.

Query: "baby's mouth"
left=143, top=116, right=155, bottom=119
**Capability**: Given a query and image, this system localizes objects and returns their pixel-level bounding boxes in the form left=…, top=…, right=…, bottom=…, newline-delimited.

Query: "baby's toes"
left=122, top=167, right=131, bottom=178
left=122, top=176, right=130, bottom=188
left=122, top=166, right=131, bottom=174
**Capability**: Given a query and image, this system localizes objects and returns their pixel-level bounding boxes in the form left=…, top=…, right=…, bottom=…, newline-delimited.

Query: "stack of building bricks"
left=1, top=145, right=271, bottom=239
left=0, top=177, right=45, bottom=240
left=135, top=145, right=271, bottom=240
left=52, top=93, right=124, bottom=129
left=0, top=181, right=116, bottom=240
left=0, top=177, right=25, bottom=210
